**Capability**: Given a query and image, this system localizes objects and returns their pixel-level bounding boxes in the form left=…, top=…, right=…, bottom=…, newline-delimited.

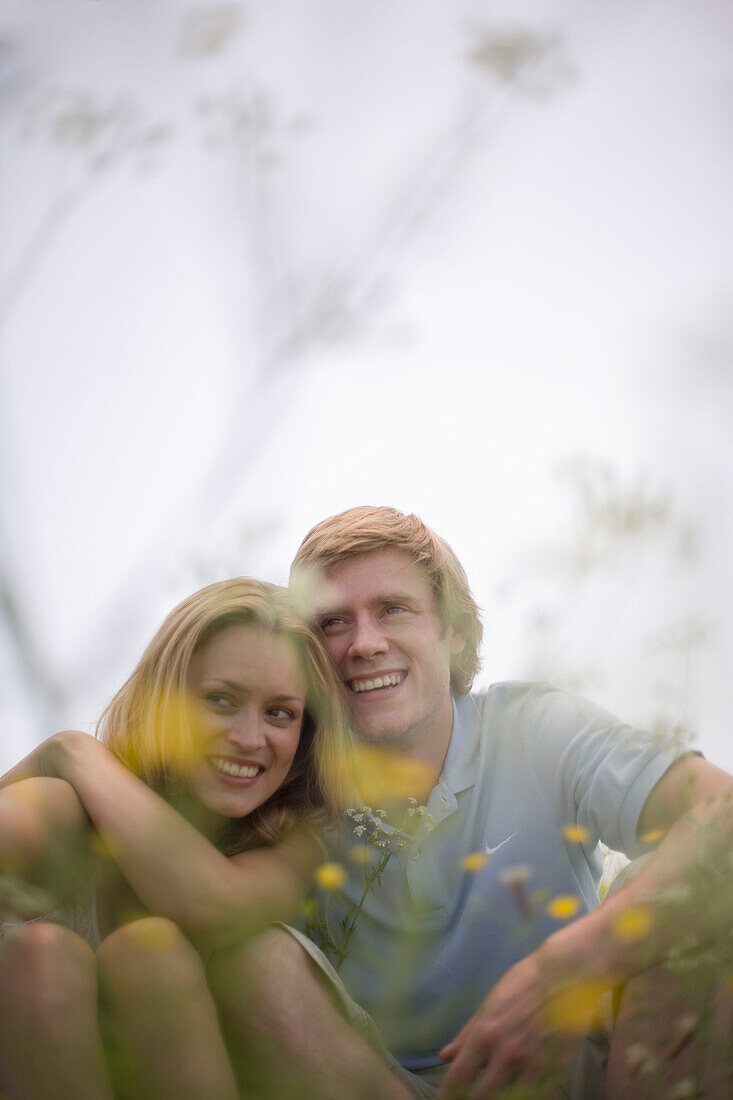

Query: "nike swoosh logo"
left=484, top=833, right=516, bottom=856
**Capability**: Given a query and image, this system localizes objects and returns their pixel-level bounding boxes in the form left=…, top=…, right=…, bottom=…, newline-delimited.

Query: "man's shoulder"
left=468, top=680, right=625, bottom=715
left=463, top=681, right=628, bottom=750
left=466, top=680, right=575, bottom=718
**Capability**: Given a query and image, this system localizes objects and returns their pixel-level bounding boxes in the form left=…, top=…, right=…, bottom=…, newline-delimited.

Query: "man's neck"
left=358, top=700, right=454, bottom=805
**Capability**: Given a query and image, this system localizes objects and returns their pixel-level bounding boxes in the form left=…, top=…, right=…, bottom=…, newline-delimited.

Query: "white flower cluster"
left=345, top=801, right=433, bottom=852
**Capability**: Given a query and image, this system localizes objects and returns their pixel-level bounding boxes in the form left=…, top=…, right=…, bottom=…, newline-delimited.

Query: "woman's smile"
left=207, top=755, right=263, bottom=781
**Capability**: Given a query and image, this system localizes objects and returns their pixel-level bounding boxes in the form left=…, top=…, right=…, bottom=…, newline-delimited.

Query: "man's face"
left=313, top=548, right=463, bottom=761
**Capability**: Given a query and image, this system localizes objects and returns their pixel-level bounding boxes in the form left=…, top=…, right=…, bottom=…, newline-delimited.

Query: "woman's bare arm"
left=2, top=731, right=317, bottom=952
left=0, top=777, right=92, bottom=916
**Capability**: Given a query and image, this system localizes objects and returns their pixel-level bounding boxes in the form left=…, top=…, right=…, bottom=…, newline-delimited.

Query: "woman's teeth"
left=350, top=672, right=405, bottom=694
left=209, top=757, right=260, bottom=778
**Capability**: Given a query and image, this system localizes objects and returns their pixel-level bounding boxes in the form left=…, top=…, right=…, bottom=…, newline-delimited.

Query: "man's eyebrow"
left=379, top=592, right=414, bottom=604
left=315, top=593, right=415, bottom=617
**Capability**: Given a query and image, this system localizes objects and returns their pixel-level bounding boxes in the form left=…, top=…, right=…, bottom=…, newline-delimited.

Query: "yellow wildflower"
left=560, top=824, right=590, bottom=844
left=612, top=906, right=652, bottom=941
left=546, top=895, right=580, bottom=920
left=351, top=744, right=434, bottom=804
left=543, top=977, right=609, bottom=1033
left=349, top=845, right=371, bottom=866
left=123, top=918, right=180, bottom=950
left=640, top=828, right=665, bottom=844
left=315, top=862, right=346, bottom=891
left=299, top=898, right=317, bottom=921
left=90, top=830, right=119, bottom=859
left=461, top=852, right=488, bottom=873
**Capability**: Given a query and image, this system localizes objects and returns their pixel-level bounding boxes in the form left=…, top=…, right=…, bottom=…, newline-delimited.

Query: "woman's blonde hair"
left=97, top=578, right=351, bottom=854
left=291, top=506, right=483, bottom=695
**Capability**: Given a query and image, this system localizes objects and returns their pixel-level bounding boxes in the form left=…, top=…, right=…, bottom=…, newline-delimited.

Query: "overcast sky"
left=2, top=0, right=732, bottom=776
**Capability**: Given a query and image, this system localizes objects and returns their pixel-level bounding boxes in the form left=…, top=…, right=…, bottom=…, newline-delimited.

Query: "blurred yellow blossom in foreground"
left=461, top=851, right=489, bottom=872
left=90, top=829, right=119, bottom=859
left=543, top=977, right=611, bottom=1033
left=349, top=844, right=371, bottom=866
left=612, top=905, right=653, bottom=941
left=560, top=824, right=590, bottom=844
left=351, top=744, right=435, bottom=804
left=315, top=862, right=346, bottom=891
left=299, top=898, right=318, bottom=921
left=546, top=895, right=581, bottom=920
left=124, top=918, right=181, bottom=950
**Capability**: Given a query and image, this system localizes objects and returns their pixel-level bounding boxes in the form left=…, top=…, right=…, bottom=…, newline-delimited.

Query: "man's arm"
left=437, top=755, right=733, bottom=1099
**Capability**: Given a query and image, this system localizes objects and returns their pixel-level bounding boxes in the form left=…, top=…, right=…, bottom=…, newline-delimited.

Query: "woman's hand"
left=0, top=729, right=94, bottom=791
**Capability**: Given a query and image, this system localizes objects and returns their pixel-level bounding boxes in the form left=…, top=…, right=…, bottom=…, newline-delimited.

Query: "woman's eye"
left=206, top=693, right=234, bottom=710
left=267, top=707, right=296, bottom=721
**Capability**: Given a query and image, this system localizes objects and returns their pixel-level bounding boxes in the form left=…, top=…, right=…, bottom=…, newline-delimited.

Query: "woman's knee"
left=0, top=922, right=97, bottom=1033
left=98, top=917, right=206, bottom=1004
left=208, top=926, right=317, bottom=1015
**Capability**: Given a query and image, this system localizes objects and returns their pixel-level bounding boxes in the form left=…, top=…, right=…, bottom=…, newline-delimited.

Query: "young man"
left=213, top=507, right=733, bottom=1099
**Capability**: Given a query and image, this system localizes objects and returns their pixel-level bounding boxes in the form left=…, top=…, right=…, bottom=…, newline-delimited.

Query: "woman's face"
left=185, top=622, right=307, bottom=824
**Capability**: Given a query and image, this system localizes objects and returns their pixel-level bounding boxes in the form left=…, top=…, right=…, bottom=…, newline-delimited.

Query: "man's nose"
left=348, top=617, right=389, bottom=660
left=226, top=710, right=266, bottom=751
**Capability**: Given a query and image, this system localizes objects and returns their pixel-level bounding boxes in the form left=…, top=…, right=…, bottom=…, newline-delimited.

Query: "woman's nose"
left=226, top=710, right=266, bottom=751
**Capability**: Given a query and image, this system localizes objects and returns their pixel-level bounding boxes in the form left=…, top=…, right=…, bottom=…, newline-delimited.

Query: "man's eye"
left=321, top=617, right=346, bottom=633
left=384, top=605, right=407, bottom=616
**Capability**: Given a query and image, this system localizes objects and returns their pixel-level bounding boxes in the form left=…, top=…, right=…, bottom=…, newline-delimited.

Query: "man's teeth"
left=209, top=757, right=260, bottom=778
left=350, top=673, right=405, bottom=694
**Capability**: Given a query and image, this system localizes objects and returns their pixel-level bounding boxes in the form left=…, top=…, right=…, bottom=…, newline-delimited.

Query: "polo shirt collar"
left=439, top=693, right=481, bottom=796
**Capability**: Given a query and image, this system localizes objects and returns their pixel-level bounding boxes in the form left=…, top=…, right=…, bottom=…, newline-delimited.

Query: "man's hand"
left=437, top=952, right=608, bottom=1099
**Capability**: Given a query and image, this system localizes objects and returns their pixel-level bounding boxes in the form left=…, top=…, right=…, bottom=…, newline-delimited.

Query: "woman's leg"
left=208, top=926, right=413, bottom=1100
left=97, top=917, right=238, bottom=1100
left=0, top=922, right=113, bottom=1100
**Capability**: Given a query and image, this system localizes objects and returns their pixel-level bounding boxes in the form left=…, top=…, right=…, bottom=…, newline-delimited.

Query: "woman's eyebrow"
left=200, top=681, right=304, bottom=705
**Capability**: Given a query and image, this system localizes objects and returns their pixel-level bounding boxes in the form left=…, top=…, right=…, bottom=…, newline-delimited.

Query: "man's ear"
left=449, top=629, right=466, bottom=655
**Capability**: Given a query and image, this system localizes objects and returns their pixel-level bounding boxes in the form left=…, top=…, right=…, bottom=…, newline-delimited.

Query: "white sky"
left=2, top=0, right=732, bottom=774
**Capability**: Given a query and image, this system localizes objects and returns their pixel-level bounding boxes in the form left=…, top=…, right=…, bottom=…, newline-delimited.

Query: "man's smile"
left=347, top=671, right=407, bottom=694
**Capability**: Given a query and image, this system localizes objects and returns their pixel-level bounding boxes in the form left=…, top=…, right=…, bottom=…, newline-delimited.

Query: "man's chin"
left=351, top=721, right=407, bottom=747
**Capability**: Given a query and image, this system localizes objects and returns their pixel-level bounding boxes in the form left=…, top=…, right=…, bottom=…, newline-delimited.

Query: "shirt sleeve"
left=517, top=684, right=687, bottom=858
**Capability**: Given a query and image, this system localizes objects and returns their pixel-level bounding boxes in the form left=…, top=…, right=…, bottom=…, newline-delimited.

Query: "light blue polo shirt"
left=316, top=682, right=682, bottom=1071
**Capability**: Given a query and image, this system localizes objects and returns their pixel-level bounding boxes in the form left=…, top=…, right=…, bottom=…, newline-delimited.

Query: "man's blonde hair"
left=291, top=506, right=482, bottom=695
left=97, top=578, right=351, bottom=854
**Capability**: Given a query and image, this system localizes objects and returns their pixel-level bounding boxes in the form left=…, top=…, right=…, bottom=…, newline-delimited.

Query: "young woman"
left=0, top=578, right=351, bottom=1100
